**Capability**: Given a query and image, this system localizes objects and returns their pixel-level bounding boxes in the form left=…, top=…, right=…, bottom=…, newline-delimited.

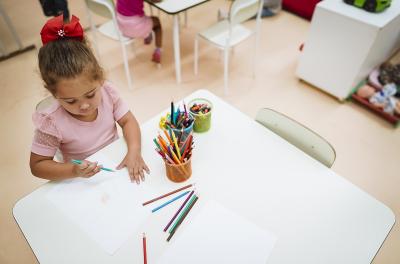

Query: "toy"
left=356, top=84, right=376, bottom=98
left=343, top=0, right=391, bottom=13
left=368, top=83, right=400, bottom=114
left=378, top=62, right=400, bottom=87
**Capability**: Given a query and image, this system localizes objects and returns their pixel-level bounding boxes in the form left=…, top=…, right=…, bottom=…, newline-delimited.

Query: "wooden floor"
left=0, top=0, right=399, bottom=263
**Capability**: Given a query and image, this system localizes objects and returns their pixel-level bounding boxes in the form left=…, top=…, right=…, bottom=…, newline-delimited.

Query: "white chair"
left=194, top=0, right=263, bottom=94
left=255, top=108, right=336, bottom=168
left=84, top=0, right=134, bottom=90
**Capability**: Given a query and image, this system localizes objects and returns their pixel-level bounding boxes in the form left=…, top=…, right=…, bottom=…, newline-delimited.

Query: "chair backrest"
left=255, top=108, right=336, bottom=168
left=85, top=0, right=115, bottom=19
left=229, top=0, right=263, bottom=25
left=36, top=96, right=56, bottom=111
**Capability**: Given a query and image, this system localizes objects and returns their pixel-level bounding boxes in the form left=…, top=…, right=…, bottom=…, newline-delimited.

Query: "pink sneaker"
left=144, top=33, right=153, bottom=45
left=152, top=50, right=161, bottom=64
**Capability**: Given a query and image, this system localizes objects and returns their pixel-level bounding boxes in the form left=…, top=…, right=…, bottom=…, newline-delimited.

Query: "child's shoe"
left=144, top=33, right=153, bottom=45
left=152, top=49, right=161, bottom=64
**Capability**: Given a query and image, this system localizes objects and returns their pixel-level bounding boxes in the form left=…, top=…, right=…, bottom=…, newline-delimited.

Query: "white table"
left=145, top=0, right=209, bottom=83
left=296, top=0, right=400, bottom=100
left=14, top=90, right=395, bottom=263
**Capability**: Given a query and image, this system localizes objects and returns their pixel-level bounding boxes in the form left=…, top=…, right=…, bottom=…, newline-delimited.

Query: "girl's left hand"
left=117, top=151, right=150, bottom=184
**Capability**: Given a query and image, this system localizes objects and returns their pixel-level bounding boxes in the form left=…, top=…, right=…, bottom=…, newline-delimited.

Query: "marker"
left=71, top=159, right=114, bottom=172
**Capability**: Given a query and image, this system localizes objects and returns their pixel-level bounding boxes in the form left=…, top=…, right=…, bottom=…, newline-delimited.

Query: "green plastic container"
left=189, top=98, right=213, bottom=133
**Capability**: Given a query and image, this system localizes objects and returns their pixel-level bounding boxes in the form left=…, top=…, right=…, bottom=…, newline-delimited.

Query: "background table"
left=14, top=89, right=395, bottom=263
left=145, top=0, right=209, bottom=83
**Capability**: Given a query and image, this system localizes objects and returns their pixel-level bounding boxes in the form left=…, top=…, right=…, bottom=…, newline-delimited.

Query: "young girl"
left=116, top=0, right=162, bottom=63
left=30, top=15, right=149, bottom=184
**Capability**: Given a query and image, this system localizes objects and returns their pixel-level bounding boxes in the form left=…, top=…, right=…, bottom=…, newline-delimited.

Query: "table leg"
left=173, top=15, right=181, bottom=83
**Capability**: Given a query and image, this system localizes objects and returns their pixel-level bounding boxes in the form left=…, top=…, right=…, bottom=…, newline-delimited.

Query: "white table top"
left=14, top=89, right=395, bottom=263
left=145, top=0, right=209, bottom=14
left=318, top=0, right=400, bottom=27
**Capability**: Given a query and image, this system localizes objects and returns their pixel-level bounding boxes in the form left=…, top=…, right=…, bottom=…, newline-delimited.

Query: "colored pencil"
left=183, top=102, right=188, bottom=118
left=142, top=184, right=193, bottom=206
left=71, top=159, right=114, bottom=172
left=170, top=129, right=181, bottom=160
left=167, top=195, right=199, bottom=242
left=180, top=134, right=192, bottom=155
left=164, top=153, right=175, bottom=164
left=153, top=138, right=162, bottom=151
left=151, top=191, right=190, bottom=213
left=168, top=194, right=197, bottom=233
left=171, top=101, right=174, bottom=124
left=163, top=129, right=174, bottom=145
left=142, top=233, right=147, bottom=264
left=157, top=136, right=169, bottom=153
left=170, top=146, right=181, bottom=164
left=163, top=190, right=194, bottom=232
left=180, top=136, right=193, bottom=162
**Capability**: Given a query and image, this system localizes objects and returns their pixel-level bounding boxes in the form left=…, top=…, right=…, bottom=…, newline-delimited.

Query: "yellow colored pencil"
left=170, top=128, right=182, bottom=160
left=169, top=146, right=181, bottom=164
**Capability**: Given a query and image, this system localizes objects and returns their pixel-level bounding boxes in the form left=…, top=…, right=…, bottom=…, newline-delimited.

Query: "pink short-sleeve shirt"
left=31, top=82, right=129, bottom=162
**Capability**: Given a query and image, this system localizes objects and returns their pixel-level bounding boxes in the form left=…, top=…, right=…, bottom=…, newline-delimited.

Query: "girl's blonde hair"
left=38, top=38, right=104, bottom=94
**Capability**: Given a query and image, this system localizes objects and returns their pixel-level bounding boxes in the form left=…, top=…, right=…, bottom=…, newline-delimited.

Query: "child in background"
left=116, top=0, right=163, bottom=63
left=30, top=15, right=149, bottom=183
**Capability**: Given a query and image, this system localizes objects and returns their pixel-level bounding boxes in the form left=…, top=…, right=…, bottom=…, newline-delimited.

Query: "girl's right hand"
left=73, top=160, right=102, bottom=178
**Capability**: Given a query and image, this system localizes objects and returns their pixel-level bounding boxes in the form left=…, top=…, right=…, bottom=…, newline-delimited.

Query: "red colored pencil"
left=142, top=233, right=147, bottom=264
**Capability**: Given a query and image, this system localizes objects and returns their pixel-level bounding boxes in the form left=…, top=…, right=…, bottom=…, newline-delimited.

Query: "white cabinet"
left=296, top=0, right=400, bottom=100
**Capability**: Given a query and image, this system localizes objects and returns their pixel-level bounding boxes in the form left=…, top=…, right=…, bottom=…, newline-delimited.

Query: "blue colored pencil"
left=151, top=191, right=190, bottom=213
left=71, top=159, right=114, bottom=172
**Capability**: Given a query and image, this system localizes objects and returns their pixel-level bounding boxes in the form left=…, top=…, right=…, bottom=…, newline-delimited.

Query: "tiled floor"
left=0, top=0, right=399, bottom=263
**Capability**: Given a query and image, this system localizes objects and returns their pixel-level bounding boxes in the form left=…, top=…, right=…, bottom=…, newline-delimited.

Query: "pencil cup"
left=189, top=98, right=213, bottom=133
left=165, top=158, right=192, bottom=183
left=171, top=120, right=194, bottom=143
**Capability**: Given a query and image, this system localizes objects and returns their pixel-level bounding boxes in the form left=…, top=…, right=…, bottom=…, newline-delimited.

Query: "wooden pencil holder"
left=165, top=158, right=192, bottom=183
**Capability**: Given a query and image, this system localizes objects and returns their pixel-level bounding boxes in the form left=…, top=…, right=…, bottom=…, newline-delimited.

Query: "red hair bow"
left=40, top=15, right=84, bottom=45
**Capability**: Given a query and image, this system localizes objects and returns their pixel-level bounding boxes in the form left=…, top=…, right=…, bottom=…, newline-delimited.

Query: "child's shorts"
left=116, top=13, right=153, bottom=39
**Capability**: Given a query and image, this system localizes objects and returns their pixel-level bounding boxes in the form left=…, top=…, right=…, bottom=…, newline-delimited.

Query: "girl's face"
left=55, top=72, right=102, bottom=121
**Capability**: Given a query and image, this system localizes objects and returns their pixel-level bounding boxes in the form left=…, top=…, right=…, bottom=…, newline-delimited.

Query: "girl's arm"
left=118, top=111, right=142, bottom=155
left=30, top=153, right=101, bottom=180
left=117, top=111, right=150, bottom=183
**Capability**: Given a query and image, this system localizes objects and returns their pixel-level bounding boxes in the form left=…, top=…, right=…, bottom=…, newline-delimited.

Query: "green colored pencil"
left=169, top=194, right=197, bottom=233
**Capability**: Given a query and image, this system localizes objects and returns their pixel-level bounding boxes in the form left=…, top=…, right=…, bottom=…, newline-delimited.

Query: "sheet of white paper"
left=157, top=199, right=277, bottom=264
left=46, top=153, right=155, bottom=255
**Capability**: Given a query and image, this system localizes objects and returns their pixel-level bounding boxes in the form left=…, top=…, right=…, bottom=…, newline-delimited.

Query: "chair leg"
left=224, top=47, right=229, bottom=95
left=194, top=35, right=199, bottom=75
left=253, top=36, right=257, bottom=78
left=184, top=11, right=188, bottom=27
left=85, top=8, right=100, bottom=61
left=121, top=43, right=133, bottom=90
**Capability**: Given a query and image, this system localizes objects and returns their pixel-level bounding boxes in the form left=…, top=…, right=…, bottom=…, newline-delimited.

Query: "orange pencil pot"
left=165, top=157, right=192, bottom=183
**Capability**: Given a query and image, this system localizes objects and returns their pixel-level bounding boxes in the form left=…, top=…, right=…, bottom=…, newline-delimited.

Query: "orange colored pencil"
left=157, top=136, right=168, bottom=153
left=163, top=129, right=174, bottom=145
